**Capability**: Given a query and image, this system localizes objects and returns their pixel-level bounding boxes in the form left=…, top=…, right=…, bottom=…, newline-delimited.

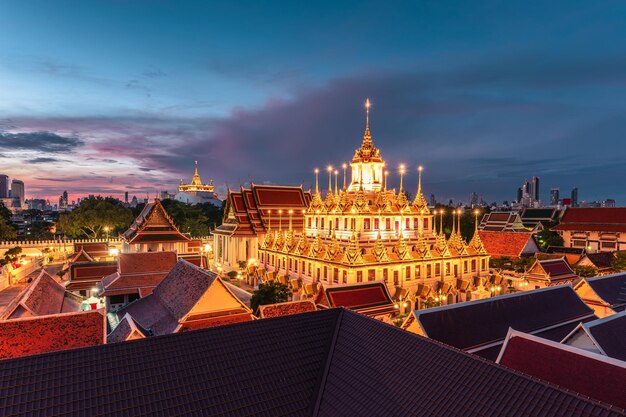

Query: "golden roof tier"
left=178, top=161, right=215, bottom=193
left=348, top=99, right=384, bottom=192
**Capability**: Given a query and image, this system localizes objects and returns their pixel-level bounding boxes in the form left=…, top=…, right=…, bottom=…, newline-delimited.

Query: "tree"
left=574, top=265, right=597, bottom=278
left=512, top=257, right=534, bottom=273
left=160, top=199, right=210, bottom=237
left=250, top=282, right=290, bottom=313
left=57, top=197, right=134, bottom=239
left=0, top=202, right=16, bottom=240
left=612, top=251, right=626, bottom=272
left=0, top=246, right=22, bottom=266
left=535, top=229, right=564, bottom=250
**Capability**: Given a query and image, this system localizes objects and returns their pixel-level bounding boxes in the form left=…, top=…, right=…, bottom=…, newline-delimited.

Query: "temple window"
left=335, top=218, right=339, bottom=230
left=368, top=269, right=376, bottom=281
left=333, top=268, right=339, bottom=283
left=464, top=261, right=468, bottom=273
left=393, top=271, right=399, bottom=285
left=357, top=271, right=363, bottom=283
left=342, top=271, right=348, bottom=284
left=405, top=266, right=411, bottom=280
left=427, top=264, right=432, bottom=277
left=445, top=263, right=450, bottom=275
left=307, top=218, right=311, bottom=228
left=374, top=218, right=380, bottom=230
left=435, top=264, right=441, bottom=276
left=323, top=266, right=328, bottom=280
left=406, top=218, right=410, bottom=230
left=471, top=259, right=476, bottom=272
left=415, top=265, right=421, bottom=278
left=383, top=269, right=388, bottom=282
left=481, top=259, right=486, bottom=271
left=321, top=218, right=325, bottom=229
left=413, top=218, right=418, bottom=229
left=364, top=218, right=371, bottom=230
left=423, top=218, right=428, bottom=230
left=385, top=218, right=391, bottom=230
left=344, top=218, right=348, bottom=229
left=351, top=219, right=356, bottom=230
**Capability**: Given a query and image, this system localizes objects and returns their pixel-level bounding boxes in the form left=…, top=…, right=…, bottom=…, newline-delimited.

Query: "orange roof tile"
left=478, top=231, right=536, bottom=258
left=258, top=300, right=317, bottom=319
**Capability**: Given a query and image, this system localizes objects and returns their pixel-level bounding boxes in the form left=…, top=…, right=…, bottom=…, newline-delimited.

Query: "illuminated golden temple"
left=257, top=99, right=490, bottom=310
left=176, top=161, right=221, bottom=205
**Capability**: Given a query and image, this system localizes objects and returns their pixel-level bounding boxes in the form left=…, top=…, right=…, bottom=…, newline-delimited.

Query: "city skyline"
left=2, top=1, right=626, bottom=203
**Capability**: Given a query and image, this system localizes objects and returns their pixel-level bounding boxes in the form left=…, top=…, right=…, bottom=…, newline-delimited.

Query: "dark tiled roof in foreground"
left=411, top=285, right=596, bottom=359
left=579, top=273, right=626, bottom=310
left=0, top=309, right=622, bottom=417
left=497, top=330, right=626, bottom=409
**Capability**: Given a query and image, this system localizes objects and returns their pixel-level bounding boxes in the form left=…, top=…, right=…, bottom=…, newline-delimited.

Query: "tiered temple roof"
left=553, top=207, right=626, bottom=233
left=122, top=198, right=190, bottom=244
left=217, top=184, right=311, bottom=237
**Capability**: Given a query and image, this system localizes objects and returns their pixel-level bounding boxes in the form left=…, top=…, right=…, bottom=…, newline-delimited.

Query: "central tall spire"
left=348, top=98, right=385, bottom=192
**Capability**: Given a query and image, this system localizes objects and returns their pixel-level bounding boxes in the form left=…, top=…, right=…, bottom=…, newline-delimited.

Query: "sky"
left=1, top=0, right=626, bottom=205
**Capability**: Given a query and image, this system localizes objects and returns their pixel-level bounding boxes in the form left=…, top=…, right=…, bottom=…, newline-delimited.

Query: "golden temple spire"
left=439, top=209, right=443, bottom=235
left=334, top=169, right=339, bottom=196
left=365, top=98, right=371, bottom=131
left=314, top=168, right=319, bottom=194
left=327, top=165, right=333, bottom=195
left=418, top=165, right=423, bottom=194
left=457, top=209, right=462, bottom=237
left=399, top=164, right=405, bottom=191
left=342, top=164, right=347, bottom=189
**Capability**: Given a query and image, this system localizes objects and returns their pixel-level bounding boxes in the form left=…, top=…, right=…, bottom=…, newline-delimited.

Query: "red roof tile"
left=497, top=330, right=626, bottom=409
left=123, top=199, right=190, bottom=244
left=554, top=207, right=626, bottom=232
left=0, top=310, right=105, bottom=359
left=118, top=252, right=177, bottom=274
left=259, top=300, right=317, bottom=318
left=478, top=231, right=536, bottom=258
left=316, top=282, right=395, bottom=316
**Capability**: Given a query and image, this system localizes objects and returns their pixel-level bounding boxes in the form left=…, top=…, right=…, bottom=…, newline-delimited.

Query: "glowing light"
left=314, top=168, right=319, bottom=174
left=342, top=163, right=347, bottom=169
left=327, top=165, right=333, bottom=172
left=418, top=165, right=423, bottom=172
left=108, top=248, right=119, bottom=256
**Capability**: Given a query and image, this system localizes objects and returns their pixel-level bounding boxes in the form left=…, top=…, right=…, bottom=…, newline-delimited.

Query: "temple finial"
left=365, top=98, right=371, bottom=130
left=418, top=165, right=423, bottom=193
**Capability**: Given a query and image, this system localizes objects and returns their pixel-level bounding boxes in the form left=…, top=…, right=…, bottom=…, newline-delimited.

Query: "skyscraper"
left=470, top=192, right=478, bottom=207
left=0, top=175, right=8, bottom=198
left=125, top=191, right=129, bottom=203
left=516, top=187, right=523, bottom=203
left=531, top=176, right=540, bottom=202
left=550, top=188, right=559, bottom=206
left=10, top=179, right=24, bottom=204
left=571, top=187, right=578, bottom=207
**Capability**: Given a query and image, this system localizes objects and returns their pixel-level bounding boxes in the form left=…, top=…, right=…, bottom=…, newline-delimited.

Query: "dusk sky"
left=2, top=1, right=626, bottom=204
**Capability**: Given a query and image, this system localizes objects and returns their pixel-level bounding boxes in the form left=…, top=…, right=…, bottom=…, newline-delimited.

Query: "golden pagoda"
left=175, top=161, right=221, bottom=205
left=178, top=161, right=215, bottom=193
left=257, top=100, right=490, bottom=311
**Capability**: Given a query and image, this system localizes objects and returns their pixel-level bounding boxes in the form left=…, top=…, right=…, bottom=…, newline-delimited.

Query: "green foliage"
left=0, top=202, right=16, bottom=240
left=0, top=246, right=22, bottom=266
left=57, top=197, right=134, bottom=239
left=489, top=256, right=533, bottom=272
left=612, top=251, right=626, bottom=272
left=574, top=265, right=597, bottom=278
left=535, top=229, right=564, bottom=250
left=160, top=199, right=211, bottom=237
left=226, top=270, right=238, bottom=280
left=250, top=281, right=290, bottom=313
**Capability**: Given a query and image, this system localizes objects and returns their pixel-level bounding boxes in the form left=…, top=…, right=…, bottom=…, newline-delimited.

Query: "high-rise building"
left=10, top=179, right=24, bottom=202
left=470, top=192, right=478, bottom=207
left=429, top=193, right=436, bottom=206
left=0, top=175, right=9, bottom=198
left=571, top=187, right=578, bottom=207
left=531, top=176, right=540, bottom=202
left=550, top=188, right=560, bottom=206
left=125, top=191, right=129, bottom=204
left=516, top=187, right=523, bottom=203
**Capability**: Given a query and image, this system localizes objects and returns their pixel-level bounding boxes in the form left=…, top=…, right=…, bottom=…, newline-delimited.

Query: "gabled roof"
left=315, top=281, right=395, bottom=317
left=478, top=231, right=537, bottom=258
left=575, top=273, right=626, bottom=311
left=521, top=207, right=559, bottom=222
left=479, top=211, right=529, bottom=232
left=69, top=248, right=94, bottom=263
left=0, top=309, right=621, bottom=417
left=73, top=242, right=109, bottom=258
left=215, top=184, right=311, bottom=237
left=562, top=310, right=626, bottom=361
left=113, top=260, right=253, bottom=336
left=497, top=329, right=626, bottom=410
left=528, top=258, right=579, bottom=284
left=585, top=252, right=616, bottom=270
left=258, top=299, right=317, bottom=318
left=0, top=310, right=106, bottom=360
left=106, top=313, right=151, bottom=344
left=67, top=261, right=118, bottom=291
left=99, top=252, right=177, bottom=297
left=405, top=285, right=596, bottom=360
left=546, top=246, right=586, bottom=255
left=122, top=199, right=190, bottom=243
left=1, top=271, right=82, bottom=320
left=553, top=207, right=626, bottom=233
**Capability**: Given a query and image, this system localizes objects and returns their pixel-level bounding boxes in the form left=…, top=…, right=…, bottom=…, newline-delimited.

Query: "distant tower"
left=0, top=175, right=8, bottom=198
left=571, top=187, right=578, bottom=207
left=125, top=191, right=129, bottom=203
left=531, top=176, right=540, bottom=202
left=10, top=179, right=24, bottom=204
left=470, top=192, right=478, bottom=207
left=516, top=187, right=523, bottom=203
left=550, top=188, right=560, bottom=206
left=429, top=193, right=436, bottom=206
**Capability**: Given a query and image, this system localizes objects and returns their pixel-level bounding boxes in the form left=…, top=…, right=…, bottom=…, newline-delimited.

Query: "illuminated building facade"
left=258, top=100, right=490, bottom=309
left=175, top=161, right=221, bottom=205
